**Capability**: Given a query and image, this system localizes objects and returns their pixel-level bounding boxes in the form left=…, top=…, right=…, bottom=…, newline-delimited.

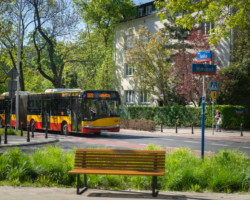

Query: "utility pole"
left=16, top=0, right=22, bottom=131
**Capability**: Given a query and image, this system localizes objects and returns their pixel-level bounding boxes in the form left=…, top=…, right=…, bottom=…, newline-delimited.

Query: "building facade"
left=113, top=1, right=230, bottom=106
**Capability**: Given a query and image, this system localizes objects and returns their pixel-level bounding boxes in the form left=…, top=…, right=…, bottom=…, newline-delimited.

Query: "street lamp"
left=15, top=0, right=22, bottom=131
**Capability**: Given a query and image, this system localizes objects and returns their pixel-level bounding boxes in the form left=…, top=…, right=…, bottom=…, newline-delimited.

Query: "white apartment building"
left=113, top=1, right=231, bottom=106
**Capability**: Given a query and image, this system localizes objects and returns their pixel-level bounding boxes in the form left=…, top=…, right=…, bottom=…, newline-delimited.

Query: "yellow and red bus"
left=0, top=89, right=121, bottom=135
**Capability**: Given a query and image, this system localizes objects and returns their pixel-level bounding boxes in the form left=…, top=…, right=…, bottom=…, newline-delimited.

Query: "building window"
left=146, top=5, right=152, bottom=15
left=140, top=91, right=150, bottom=104
left=125, top=64, right=134, bottom=76
left=125, top=90, right=135, bottom=104
left=138, top=8, right=143, bottom=17
left=201, top=22, right=214, bottom=36
left=124, top=35, right=134, bottom=49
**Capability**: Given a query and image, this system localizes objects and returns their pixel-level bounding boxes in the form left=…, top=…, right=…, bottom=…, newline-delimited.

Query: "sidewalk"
left=154, top=126, right=250, bottom=139
left=0, top=133, right=59, bottom=148
left=0, top=186, right=249, bottom=200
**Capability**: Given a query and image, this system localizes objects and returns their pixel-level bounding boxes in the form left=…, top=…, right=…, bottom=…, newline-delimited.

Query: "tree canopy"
left=155, top=0, right=250, bottom=44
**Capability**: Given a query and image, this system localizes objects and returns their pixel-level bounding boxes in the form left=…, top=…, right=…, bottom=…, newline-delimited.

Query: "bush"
left=0, top=146, right=249, bottom=192
left=120, top=119, right=155, bottom=131
left=123, top=105, right=250, bottom=129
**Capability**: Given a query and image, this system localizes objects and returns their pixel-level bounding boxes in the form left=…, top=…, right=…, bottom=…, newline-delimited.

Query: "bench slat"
left=69, top=168, right=165, bottom=176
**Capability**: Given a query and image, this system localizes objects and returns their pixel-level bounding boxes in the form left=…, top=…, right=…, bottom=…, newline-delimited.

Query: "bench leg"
left=152, top=176, right=158, bottom=197
left=77, top=174, right=88, bottom=195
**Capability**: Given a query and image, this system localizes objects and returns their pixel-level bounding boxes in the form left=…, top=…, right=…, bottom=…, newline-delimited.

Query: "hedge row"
left=121, top=105, right=250, bottom=130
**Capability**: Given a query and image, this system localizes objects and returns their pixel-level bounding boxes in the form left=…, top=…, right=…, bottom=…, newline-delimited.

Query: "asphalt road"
left=13, top=129, right=250, bottom=156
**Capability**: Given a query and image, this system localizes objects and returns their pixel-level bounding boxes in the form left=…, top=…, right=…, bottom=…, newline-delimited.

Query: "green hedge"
left=123, top=105, right=249, bottom=130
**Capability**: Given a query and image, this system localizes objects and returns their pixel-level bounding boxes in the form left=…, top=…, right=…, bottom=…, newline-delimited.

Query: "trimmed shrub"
left=123, top=105, right=250, bottom=129
left=120, top=119, right=155, bottom=131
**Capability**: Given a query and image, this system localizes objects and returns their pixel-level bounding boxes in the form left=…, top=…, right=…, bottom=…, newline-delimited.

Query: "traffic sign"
left=7, top=67, right=18, bottom=80
left=211, top=91, right=217, bottom=98
left=8, top=80, right=17, bottom=98
left=192, top=64, right=216, bottom=75
left=210, top=82, right=218, bottom=91
left=197, top=51, right=212, bottom=62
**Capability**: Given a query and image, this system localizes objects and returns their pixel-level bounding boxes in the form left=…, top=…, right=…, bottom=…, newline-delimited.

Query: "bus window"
left=84, top=99, right=120, bottom=120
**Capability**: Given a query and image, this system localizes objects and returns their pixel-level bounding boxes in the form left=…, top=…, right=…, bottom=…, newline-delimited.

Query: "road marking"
left=211, top=143, right=228, bottom=146
left=184, top=140, right=200, bottom=144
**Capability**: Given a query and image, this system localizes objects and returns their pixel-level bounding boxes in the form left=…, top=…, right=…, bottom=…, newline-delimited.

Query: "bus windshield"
left=85, top=99, right=120, bottom=120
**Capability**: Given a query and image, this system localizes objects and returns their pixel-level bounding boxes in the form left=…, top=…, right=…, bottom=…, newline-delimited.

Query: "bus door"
left=71, top=98, right=78, bottom=132
left=42, top=100, right=50, bottom=129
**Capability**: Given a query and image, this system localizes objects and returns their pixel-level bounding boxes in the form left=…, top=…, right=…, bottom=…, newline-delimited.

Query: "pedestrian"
left=215, top=110, right=222, bottom=132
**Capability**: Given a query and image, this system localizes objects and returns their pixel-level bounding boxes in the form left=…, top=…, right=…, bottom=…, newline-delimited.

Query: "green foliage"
left=0, top=128, right=20, bottom=135
left=32, top=146, right=75, bottom=186
left=162, top=148, right=250, bottom=192
left=0, top=146, right=249, bottom=192
left=126, top=105, right=201, bottom=127
left=126, top=26, right=174, bottom=106
left=155, top=0, right=250, bottom=45
left=124, top=105, right=249, bottom=129
left=205, top=105, right=249, bottom=129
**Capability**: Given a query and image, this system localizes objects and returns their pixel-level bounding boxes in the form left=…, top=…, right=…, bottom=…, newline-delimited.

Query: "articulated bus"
left=0, top=89, right=121, bottom=135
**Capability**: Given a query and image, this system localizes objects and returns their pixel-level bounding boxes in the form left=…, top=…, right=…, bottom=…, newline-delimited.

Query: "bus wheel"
left=30, top=119, right=36, bottom=131
left=0, top=117, right=3, bottom=128
left=62, top=122, right=68, bottom=135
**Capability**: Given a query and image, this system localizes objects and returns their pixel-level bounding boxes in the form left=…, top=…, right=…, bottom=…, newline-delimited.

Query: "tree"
left=74, top=0, right=136, bottom=90
left=155, top=0, right=250, bottom=44
left=74, top=0, right=135, bottom=48
left=28, top=0, right=81, bottom=88
left=216, top=25, right=250, bottom=108
left=0, top=0, right=34, bottom=91
left=126, top=26, right=173, bottom=106
left=172, top=29, right=214, bottom=106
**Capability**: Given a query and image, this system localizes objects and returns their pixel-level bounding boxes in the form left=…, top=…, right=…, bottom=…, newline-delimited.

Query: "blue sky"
left=133, top=0, right=154, bottom=5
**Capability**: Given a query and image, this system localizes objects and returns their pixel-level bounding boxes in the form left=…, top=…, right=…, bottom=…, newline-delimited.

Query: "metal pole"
left=201, top=76, right=205, bottom=159
left=15, top=0, right=22, bottom=131
left=175, top=122, right=178, bottom=134
left=45, top=121, right=48, bottom=139
left=240, top=123, right=243, bottom=136
left=27, top=125, right=30, bottom=142
left=212, top=98, right=214, bottom=135
left=161, top=123, right=163, bottom=132
left=4, top=125, right=8, bottom=144
left=191, top=122, right=194, bottom=134
left=20, top=123, right=23, bottom=136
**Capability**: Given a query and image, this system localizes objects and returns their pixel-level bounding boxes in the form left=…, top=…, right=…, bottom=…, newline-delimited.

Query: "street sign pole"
left=201, top=76, right=205, bottom=159
left=15, top=0, right=22, bottom=131
left=212, top=98, right=214, bottom=135
left=193, top=51, right=216, bottom=159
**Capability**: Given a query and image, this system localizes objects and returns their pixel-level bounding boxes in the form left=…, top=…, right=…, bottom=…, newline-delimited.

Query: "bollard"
left=32, top=125, right=34, bottom=138
left=27, top=125, right=30, bottom=142
left=4, top=125, right=7, bottom=144
left=240, top=123, right=243, bottom=136
left=0, top=135, right=1, bottom=144
left=161, top=123, right=163, bottom=132
left=21, top=123, right=23, bottom=136
left=45, top=122, right=48, bottom=139
left=176, top=122, right=178, bottom=134
left=191, top=122, right=194, bottom=134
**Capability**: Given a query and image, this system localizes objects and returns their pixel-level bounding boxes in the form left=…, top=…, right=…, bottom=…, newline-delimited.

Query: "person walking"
left=215, top=110, right=222, bottom=132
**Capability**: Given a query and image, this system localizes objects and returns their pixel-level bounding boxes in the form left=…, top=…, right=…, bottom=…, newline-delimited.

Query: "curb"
left=0, top=139, right=59, bottom=148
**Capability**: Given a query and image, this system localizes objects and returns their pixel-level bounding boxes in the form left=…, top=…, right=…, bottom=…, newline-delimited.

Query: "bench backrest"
left=74, top=149, right=166, bottom=172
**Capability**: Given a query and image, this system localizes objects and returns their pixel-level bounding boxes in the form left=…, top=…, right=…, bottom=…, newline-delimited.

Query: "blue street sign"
left=192, top=64, right=216, bottom=75
left=210, top=82, right=218, bottom=91
left=197, top=50, right=212, bottom=62
left=235, top=110, right=244, bottom=115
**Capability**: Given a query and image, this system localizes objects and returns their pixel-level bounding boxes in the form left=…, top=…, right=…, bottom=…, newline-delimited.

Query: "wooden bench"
left=68, top=148, right=166, bottom=197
